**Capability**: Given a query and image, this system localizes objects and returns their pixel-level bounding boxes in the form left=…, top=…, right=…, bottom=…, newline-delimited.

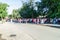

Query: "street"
left=0, top=22, right=60, bottom=40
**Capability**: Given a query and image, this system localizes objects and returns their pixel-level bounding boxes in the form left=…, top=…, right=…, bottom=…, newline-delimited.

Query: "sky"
left=0, top=0, right=40, bottom=14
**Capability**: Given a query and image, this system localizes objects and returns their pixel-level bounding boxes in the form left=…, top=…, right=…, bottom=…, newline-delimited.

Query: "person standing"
left=37, top=18, right=40, bottom=24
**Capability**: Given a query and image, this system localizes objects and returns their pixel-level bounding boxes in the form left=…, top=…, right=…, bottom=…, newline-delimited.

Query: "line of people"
left=11, top=18, right=49, bottom=24
left=6, top=18, right=60, bottom=24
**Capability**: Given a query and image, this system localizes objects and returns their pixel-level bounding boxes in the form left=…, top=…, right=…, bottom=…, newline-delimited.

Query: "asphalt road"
left=0, top=22, right=60, bottom=40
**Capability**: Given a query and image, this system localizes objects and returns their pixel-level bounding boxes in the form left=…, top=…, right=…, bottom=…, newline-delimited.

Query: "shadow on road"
left=45, top=25, right=60, bottom=29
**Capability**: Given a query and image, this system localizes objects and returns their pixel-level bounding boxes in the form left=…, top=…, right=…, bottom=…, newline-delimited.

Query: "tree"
left=12, top=9, right=20, bottom=19
left=56, top=0, right=60, bottom=18
left=41, top=0, right=60, bottom=18
left=18, top=0, right=39, bottom=18
left=8, top=14, right=12, bottom=19
left=0, top=3, right=8, bottom=19
left=19, top=0, right=60, bottom=18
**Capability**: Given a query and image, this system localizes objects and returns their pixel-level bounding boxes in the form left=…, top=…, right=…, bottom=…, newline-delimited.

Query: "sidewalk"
left=43, top=24, right=60, bottom=28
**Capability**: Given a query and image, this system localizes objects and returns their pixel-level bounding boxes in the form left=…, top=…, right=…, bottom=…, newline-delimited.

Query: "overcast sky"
left=0, top=0, right=40, bottom=14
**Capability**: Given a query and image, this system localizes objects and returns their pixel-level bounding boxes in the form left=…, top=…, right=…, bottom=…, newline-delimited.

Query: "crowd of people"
left=6, top=18, right=60, bottom=24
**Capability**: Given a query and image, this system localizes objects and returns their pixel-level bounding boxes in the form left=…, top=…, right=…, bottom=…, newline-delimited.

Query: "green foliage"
left=0, top=3, right=8, bottom=18
left=12, top=9, right=20, bottom=18
left=35, top=1, right=45, bottom=16
left=18, top=0, right=39, bottom=18
left=41, top=0, right=60, bottom=18
left=18, top=0, right=60, bottom=18
left=8, top=14, right=12, bottom=18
